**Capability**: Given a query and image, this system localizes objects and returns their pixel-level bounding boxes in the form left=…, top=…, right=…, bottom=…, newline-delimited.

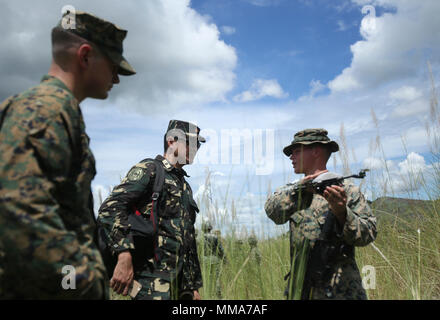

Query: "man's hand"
left=323, top=185, right=347, bottom=226
left=300, top=170, right=328, bottom=193
left=193, top=290, right=201, bottom=300
left=110, top=251, right=134, bottom=296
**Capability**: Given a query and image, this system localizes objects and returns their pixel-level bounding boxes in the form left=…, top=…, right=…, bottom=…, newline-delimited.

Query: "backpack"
left=96, top=158, right=165, bottom=276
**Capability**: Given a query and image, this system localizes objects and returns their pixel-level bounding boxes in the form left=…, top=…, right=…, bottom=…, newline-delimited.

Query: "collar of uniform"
left=40, top=75, right=75, bottom=97
left=155, top=155, right=174, bottom=172
left=154, top=155, right=190, bottom=177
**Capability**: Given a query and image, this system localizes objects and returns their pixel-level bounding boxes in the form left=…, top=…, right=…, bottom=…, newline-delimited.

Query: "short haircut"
left=51, top=27, right=102, bottom=68
left=51, top=27, right=84, bottom=66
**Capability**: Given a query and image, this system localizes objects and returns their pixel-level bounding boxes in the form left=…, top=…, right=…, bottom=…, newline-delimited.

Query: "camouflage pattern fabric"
left=134, top=276, right=173, bottom=300
left=97, top=155, right=202, bottom=299
left=283, top=128, right=339, bottom=156
left=0, top=75, right=107, bottom=299
left=57, top=11, right=135, bottom=76
left=264, top=177, right=377, bottom=300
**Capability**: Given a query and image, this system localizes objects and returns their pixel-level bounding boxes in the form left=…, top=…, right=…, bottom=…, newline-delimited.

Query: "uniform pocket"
left=291, top=212, right=303, bottom=225
left=162, top=182, right=182, bottom=218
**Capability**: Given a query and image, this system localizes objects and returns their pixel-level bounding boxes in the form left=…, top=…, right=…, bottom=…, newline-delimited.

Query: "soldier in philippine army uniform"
left=0, top=11, right=135, bottom=299
left=98, top=120, right=205, bottom=300
left=264, top=129, right=377, bottom=300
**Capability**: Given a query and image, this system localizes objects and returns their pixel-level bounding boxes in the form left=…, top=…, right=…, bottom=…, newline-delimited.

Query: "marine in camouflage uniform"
left=264, top=129, right=377, bottom=300
left=0, top=11, right=135, bottom=299
left=98, top=120, right=205, bottom=300
left=200, top=221, right=226, bottom=298
left=247, top=234, right=261, bottom=265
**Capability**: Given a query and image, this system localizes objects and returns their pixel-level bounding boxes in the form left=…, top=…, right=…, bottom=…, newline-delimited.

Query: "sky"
left=1, top=0, right=439, bottom=237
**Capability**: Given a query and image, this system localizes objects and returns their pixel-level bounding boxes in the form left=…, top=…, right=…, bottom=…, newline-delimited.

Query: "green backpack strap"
left=149, top=157, right=166, bottom=261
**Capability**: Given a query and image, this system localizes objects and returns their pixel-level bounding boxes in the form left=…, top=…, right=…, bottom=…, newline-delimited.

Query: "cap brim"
left=106, top=51, right=136, bottom=76
left=117, top=56, right=136, bottom=76
left=283, top=141, right=339, bottom=156
left=187, top=133, right=206, bottom=143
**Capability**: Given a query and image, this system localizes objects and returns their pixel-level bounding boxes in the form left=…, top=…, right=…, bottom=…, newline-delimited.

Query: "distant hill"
left=369, top=196, right=436, bottom=221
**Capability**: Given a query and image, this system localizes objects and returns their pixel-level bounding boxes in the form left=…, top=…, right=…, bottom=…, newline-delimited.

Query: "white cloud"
left=221, top=26, right=236, bottom=35
left=389, top=86, right=422, bottom=101
left=244, top=0, right=281, bottom=7
left=391, top=99, right=429, bottom=118
left=337, top=20, right=348, bottom=31
left=398, top=152, right=427, bottom=176
left=365, top=152, right=429, bottom=195
left=0, top=0, right=238, bottom=112
left=233, top=79, right=288, bottom=102
left=328, top=0, right=440, bottom=93
left=298, top=79, right=327, bottom=101
left=363, top=157, right=384, bottom=170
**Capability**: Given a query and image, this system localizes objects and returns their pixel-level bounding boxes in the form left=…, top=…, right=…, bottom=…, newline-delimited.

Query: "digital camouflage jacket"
left=264, top=178, right=377, bottom=299
left=0, top=75, right=107, bottom=299
left=97, top=155, right=202, bottom=291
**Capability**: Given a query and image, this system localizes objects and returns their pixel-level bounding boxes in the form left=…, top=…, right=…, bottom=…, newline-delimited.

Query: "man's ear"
left=166, top=138, right=176, bottom=151
left=77, top=43, right=93, bottom=70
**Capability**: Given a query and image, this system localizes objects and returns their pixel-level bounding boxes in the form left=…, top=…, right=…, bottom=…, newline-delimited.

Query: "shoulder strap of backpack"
left=151, top=158, right=165, bottom=200
left=145, top=158, right=165, bottom=262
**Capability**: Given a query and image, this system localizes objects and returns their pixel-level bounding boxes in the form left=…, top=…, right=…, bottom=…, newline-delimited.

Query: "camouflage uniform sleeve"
left=342, top=184, right=377, bottom=246
left=264, top=183, right=309, bottom=225
left=0, top=106, right=105, bottom=298
left=97, top=162, right=156, bottom=255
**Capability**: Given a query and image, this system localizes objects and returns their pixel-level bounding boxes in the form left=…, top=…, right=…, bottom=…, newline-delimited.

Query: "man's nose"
left=113, top=72, right=120, bottom=84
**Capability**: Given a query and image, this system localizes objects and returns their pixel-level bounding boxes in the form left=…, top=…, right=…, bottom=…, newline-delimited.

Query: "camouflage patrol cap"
left=57, top=11, right=135, bottom=76
left=201, top=221, right=213, bottom=233
left=283, top=128, right=339, bottom=156
left=248, top=235, right=258, bottom=247
left=166, top=120, right=206, bottom=145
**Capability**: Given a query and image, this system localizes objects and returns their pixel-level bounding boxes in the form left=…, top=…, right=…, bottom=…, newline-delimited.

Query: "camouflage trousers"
left=133, top=276, right=175, bottom=300
left=132, top=271, right=191, bottom=300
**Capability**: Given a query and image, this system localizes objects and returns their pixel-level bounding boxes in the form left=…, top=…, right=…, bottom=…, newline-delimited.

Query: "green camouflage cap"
left=201, top=220, right=213, bottom=233
left=57, top=11, right=135, bottom=76
left=283, top=128, right=339, bottom=156
left=166, top=120, right=206, bottom=144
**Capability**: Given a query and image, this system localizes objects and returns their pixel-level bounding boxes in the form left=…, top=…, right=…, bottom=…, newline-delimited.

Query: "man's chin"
left=90, top=91, right=109, bottom=100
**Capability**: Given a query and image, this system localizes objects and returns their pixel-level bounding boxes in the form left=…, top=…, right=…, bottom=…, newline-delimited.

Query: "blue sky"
left=1, top=0, right=439, bottom=237
left=191, top=0, right=365, bottom=99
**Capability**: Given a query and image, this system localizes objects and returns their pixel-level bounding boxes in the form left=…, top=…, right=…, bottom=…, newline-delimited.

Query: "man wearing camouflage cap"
left=200, top=220, right=226, bottom=298
left=264, top=129, right=377, bottom=299
left=0, top=11, right=135, bottom=299
left=98, top=120, right=205, bottom=300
